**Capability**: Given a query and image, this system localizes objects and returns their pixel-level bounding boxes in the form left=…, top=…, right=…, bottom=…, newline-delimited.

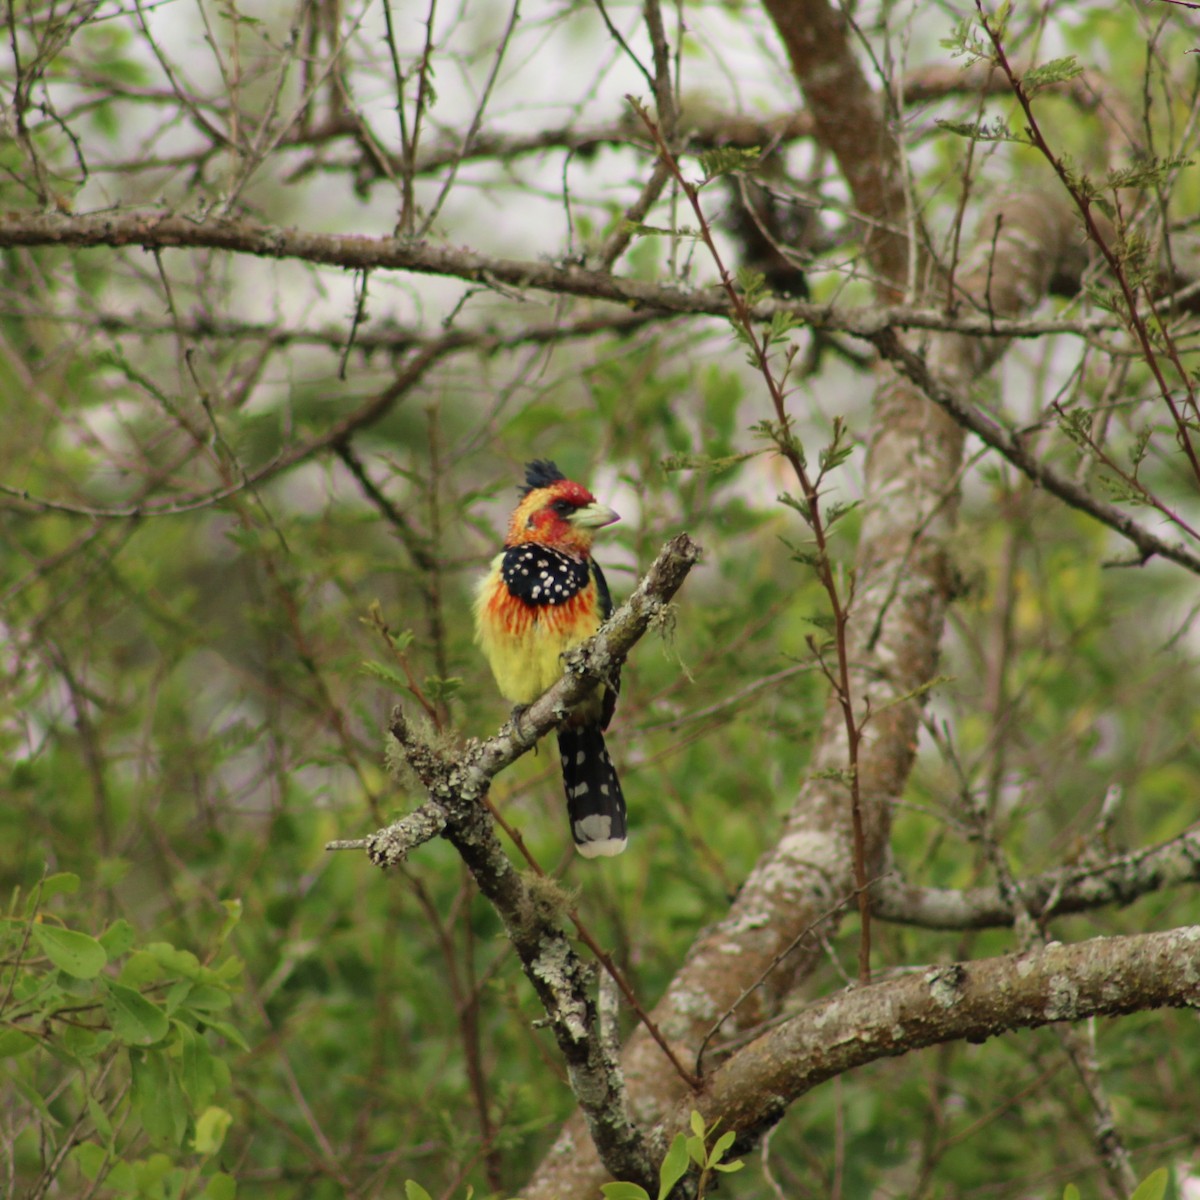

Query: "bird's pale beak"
left=570, top=502, right=620, bottom=529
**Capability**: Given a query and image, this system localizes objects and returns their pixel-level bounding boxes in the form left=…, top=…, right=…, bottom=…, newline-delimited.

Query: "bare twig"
left=977, top=4, right=1200, bottom=486
left=632, top=96, right=874, bottom=982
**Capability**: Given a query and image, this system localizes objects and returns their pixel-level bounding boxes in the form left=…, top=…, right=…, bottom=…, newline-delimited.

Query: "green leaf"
left=120, top=949, right=164, bottom=986
left=1023, top=55, right=1083, bottom=90
left=202, top=1173, right=238, bottom=1200
left=193, top=1106, right=233, bottom=1155
left=697, top=146, right=760, bottom=180
left=1130, top=1168, right=1169, bottom=1200
left=824, top=500, right=862, bottom=528
left=778, top=492, right=813, bottom=522
left=767, top=310, right=799, bottom=344
left=0, top=1029, right=37, bottom=1059
left=405, top=1184, right=434, bottom=1200
left=657, top=1133, right=691, bottom=1200
left=185, top=984, right=234, bottom=1012
left=178, top=1023, right=216, bottom=1109
left=146, top=942, right=205, bottom=980
left=709, top=1129, right=736, bottom=1163
left=424, top=675, right=464, bottom=701
left=935, top=117, right=1017, bottom=142
left=86, top=1091, right=113, bottom=1141
left=32, top=924, right=107, bottom=979
left=62, top=1024, right=112, bottom=1060
left=600, top=1184, right=651, bottom=1200
left=686, top=1135, right=706, bottom=1166
left=37, top=872, right=81, bottom=902
left=99, top=919, right=136, bottom=958
left=201, top=1018, right=250, bottom=1051
left=130, top=1053, right=189, bottom=1147
left=660, top=451, right=758, bottom=474
left=735, top=266, right=767, bottom=304
left=215, top=899, right=242, bottom=946
left=713, top=1159, right=746, bottom=1173
left=689, top=1110, right=707, bottom=1139
left=103, top=982, right=170, bottom=1045
left=1107, top=154, right=1194, bottom=191
left=362, top=660, right=410, bottom=689
left=71, top=1141, right=109, bottom=1182
left=1063, top=1186, right=1082, bottom=1200
left=200, top=1171, right=237, bottom=1200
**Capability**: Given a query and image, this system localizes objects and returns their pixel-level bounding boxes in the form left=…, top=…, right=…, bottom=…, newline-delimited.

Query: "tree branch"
left=873, top=826, right=1200, bottom=929
left=870, top=327, right=1200, bottom=576
left=685, top=924, right=1200, bottom=1137
left=328, top=534, right=701, bottom=1187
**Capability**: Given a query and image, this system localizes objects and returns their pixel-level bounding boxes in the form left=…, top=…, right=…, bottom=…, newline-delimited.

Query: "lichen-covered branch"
left=685, top=925, right=1200, bottom=1135
left=873, top=826, right=1200, bottom=929
left=330, top=534, right=700, bottom=1188
left=523, top=46, right=1102, bottom=1200
left=870, top=327, right=1200, bottom=575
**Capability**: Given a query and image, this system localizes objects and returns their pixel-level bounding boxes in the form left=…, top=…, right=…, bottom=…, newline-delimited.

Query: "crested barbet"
left=474, top=460, right=626, bottom=857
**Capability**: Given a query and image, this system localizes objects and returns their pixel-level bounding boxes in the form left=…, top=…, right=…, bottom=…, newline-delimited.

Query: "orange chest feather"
left=480, top=577, right=600, bottom=638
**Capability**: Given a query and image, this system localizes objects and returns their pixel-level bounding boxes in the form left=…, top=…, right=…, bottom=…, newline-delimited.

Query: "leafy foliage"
left=3, top=0, right=1200, bottom=1198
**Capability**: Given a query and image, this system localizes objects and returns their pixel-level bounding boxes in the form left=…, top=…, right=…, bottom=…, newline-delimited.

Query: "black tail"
left=556, top=724, right=627, bottom=857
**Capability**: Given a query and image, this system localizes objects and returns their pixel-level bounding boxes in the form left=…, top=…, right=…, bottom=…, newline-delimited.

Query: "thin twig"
left=631, top=97, right=875, bottom=983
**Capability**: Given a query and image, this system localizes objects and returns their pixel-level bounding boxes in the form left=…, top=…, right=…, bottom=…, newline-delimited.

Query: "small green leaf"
left=660, top=451, right=758, bottom=474
left=600, top=1184, right=650, bottom=1200
left=71, top=1141, right=108, bottom=1182
left=120, top=949, right=164, bottom=986
left=62, top=1024, right=112, bottom=1060
left=193, top=1106, right=233, bottom=1155
left=735, top=266, right=767, bottom=303
left=185, top=984, right=234, bottom=1012
left=697, top=146, right=760, bottom=180
left=104, top=982, right=170, bottom=1045
left=777, top=492, right=812, bottom=522
left=1130, top=1168, right=1169, bottom=1200
left=713, top=1159, right=746, bottom=1173
left=935, top=117, right=1017, bottom=142
left=689, top=1110, right=707, bottom=1139
left=0, top=1029, right=37, bottom=1059
left=33, top=924, right=107, bottom=979
left=99, top=919, right=136, bottom=958
left=404, top=1182, right=435, bottom=1200
left=37, top=872, right=81, bottom=901
left=686, top=1135, right=706, bottom=1166
left=86, top=1092, right=113, bottom=1141
left=1063, top=1185, right=1082, bottom=1200
left=1023, top=55, right=1083, bottom=90
left=178, top=1023, right=216, bottom=1110
left=657, top=1133, right=691, bottom=1200
left=709, top=1129, right=736, bottom=1163
left=216, top=899, right=242, bottom=946
left=362, top=660, right=410, bottom=688
left=130, top=1052, right=188, bottom=1146
left=201, top=1172, right=237, bottom=1200
left=424, top=675, right=464, bottom=701
left=201, top=1018, right=250, bottom=1051
left=1107, top=155, right=1194, bottom=191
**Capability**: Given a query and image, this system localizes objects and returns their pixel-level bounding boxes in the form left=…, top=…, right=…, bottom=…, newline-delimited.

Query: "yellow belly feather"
left=474, top=556, right=605, bottom=712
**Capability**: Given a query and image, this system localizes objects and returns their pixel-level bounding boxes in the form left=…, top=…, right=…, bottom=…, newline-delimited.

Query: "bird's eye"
left=551, top=499, right=575, bottom=516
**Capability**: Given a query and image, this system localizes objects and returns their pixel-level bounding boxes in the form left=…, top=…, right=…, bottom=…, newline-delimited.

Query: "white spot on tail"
left=574, top=814, right=627, bottom=858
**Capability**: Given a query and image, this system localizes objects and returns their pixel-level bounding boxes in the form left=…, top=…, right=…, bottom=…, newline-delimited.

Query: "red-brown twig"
left=482, top=796, right=702, bottom=1090
left=630, top=97, right=873, bottom=984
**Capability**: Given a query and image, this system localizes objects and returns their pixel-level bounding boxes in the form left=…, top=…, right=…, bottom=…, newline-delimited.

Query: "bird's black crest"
left=520, top=459, right=566, bottom=495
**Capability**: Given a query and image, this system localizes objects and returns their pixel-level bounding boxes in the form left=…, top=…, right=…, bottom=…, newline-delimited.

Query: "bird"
left=474, top=460, right=627, bottom=857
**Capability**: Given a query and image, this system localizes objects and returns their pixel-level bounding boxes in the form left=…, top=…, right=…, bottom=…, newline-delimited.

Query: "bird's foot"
left=509, top=702, right=531, bottom=739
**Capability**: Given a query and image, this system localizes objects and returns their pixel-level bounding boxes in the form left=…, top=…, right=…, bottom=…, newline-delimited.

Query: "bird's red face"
left=506, top=478, right=619, bottom=555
